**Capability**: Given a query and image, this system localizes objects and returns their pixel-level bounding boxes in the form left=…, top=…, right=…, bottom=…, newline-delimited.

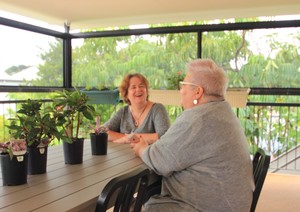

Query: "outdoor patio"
left=0, top=1, right=300, bottom=211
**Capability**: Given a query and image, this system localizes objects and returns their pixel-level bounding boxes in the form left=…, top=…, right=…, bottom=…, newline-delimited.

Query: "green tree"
left=35, top=38, right=64, bottom=87
left=6, top=21, right=300, bottom=156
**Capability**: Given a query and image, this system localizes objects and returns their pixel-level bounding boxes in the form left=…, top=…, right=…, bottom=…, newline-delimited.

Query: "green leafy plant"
left=84, top=86, right=117, bottom=91
left=167, top=71, right=186, bottom=90
left=53, top=88, right=96, bottom=143
left=6, top=99, right=62, bottom=148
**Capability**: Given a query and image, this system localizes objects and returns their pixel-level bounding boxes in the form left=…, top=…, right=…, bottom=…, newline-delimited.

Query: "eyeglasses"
left=179, top=81, right=224, bottom=98
left=179, top=81, right=199, bottom=89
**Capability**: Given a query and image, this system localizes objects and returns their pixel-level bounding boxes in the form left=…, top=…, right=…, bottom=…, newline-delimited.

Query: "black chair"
left=250, top=148, right=270, bottom=212
left=135, top=149, right=270, bottom=212
left=95, top=167, right=150, bottom=212
left=143, top=174, right=162, bottom=203
left=127, top=149, right=270, bottom=212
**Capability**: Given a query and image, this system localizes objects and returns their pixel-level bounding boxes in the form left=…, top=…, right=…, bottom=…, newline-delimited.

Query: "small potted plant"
left=81, top=86, right=120, bottom=105
left=0, top=139, right=28, bottom=186
left=6, top=99, right=61, bottom=174
left=89, top=116, right=108, bottom=155
left=149, top=70, right=185, bottom=106
left=53, top=88, right=96, bottom=164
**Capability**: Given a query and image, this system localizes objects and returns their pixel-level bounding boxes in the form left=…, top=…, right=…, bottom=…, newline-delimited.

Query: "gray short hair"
left=186, top=59, right=228, bottom=100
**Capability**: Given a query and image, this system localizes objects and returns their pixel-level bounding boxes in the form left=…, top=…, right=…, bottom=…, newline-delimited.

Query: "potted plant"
left=89, top=116, right=108, bottom=155
left=81, top=86, right=120, bottom=105
left=0, top=139, right=28, bottom=186
left=53, top=88, right=96, bottom=164
left=148, top=71, right=185, bottom=106
left=6, top=99, right=61, bottom=174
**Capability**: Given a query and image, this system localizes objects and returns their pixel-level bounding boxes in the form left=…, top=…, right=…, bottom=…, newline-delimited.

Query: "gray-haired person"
left=132, top=59, right=254, bottom=212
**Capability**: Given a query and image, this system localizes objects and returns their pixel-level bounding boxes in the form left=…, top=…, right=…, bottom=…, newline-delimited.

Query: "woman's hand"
left=130, top=136, right=149, bottom=157
left=128, top=133, right=140, bottom=143
left=113, top=133, right=140, bottom=144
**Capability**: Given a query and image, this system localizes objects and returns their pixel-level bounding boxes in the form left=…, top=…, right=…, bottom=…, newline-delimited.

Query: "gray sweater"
left=142, top=101, right=254, bottom=212
left=104, top=103, right=170, bottom=138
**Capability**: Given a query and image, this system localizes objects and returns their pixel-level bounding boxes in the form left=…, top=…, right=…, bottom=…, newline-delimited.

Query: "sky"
left=0, top=26, right=52, bottom=73
left=0, top=10, right=61, bottom=75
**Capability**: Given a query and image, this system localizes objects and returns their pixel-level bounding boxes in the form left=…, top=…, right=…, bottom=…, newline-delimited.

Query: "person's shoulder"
left=152, top=102, right=164, bottom=108
left=150, top=103, right=169, bottom=116
left=116, top=105, right=129, bottom=113
left=151, top=102, right=166, bottom=110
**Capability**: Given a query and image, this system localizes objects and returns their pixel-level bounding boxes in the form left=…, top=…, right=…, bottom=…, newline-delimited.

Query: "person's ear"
left=195, top=86, right=204, bottom=99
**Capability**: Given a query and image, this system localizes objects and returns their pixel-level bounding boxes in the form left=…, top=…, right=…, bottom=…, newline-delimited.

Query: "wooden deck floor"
left=256, top=173, right=300, bottom=212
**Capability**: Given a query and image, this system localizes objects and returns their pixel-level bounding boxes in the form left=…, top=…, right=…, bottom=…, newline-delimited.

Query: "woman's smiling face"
left=127, top=76, right=147, bottom=105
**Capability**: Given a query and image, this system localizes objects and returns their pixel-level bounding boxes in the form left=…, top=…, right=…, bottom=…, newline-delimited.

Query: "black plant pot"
left=63, top=138, right=84, bottom=164
left=0, top=153, right=28, bottom=186
left=90, top=133, right=108, bottom=155
left=27, top=146, right=48, bottom=175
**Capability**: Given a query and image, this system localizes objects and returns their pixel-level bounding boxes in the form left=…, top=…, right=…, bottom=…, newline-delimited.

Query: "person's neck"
left=202, top=97, right=224, bottom=104
left=131, top=101, right=148, bottom=112
left=198, top=95, right=224, bottom=105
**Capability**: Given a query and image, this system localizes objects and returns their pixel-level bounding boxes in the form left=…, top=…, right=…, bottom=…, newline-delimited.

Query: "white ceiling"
left=0, top=0, right=300, bottom=30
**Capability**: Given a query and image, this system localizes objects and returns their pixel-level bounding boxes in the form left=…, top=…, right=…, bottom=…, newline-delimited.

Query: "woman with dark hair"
left=104, top=73, right=170, bottom=144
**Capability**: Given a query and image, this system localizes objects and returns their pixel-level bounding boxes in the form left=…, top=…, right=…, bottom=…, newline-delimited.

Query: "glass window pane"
left=72, top=33, right=197, bottom=89
left=202, top=27, right=300, bottom=88
left=0, top=25, right=63, bottom=87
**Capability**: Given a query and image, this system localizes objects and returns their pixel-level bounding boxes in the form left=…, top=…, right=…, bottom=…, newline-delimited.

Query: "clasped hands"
left=113, top=133, right=141, bottom=144
left=113, top=133, right=149, bottom=157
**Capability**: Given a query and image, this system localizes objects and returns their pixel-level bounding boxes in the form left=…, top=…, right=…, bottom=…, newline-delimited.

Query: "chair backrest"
left=250, top=148, right=270, bottom=212
left=95, top=167, right=150, bottom=212
left=143, top=174, right=162, bottom=203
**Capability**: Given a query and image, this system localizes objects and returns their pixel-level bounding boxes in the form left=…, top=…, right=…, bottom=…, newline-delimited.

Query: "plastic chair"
left=251, top=148, right=270, bottom=212
left=95, top=167, right=150, bottom=212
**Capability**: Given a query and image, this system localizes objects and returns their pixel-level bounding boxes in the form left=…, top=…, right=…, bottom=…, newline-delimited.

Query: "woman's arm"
left=109, top=131, right=158, bottom=144
left=131, top=133, right=158, bottom=144
left=103, top=106, right=126, bottom=142
left=107, top=130, right=125, bottom=142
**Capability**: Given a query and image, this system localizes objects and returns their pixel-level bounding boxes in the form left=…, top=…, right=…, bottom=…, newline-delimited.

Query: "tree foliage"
left=36, top=38, right=64, bottom=86
left=5, top=21, right=300, bottom=156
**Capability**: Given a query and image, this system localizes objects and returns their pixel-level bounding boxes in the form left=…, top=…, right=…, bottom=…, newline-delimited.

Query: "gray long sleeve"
left=142, top=101, right=254, bottom=212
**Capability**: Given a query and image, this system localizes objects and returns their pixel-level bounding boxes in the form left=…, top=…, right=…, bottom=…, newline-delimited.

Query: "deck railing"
left=0, top=99, right=299, bottom=172
left=240, top=102, right=300, bottom=173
